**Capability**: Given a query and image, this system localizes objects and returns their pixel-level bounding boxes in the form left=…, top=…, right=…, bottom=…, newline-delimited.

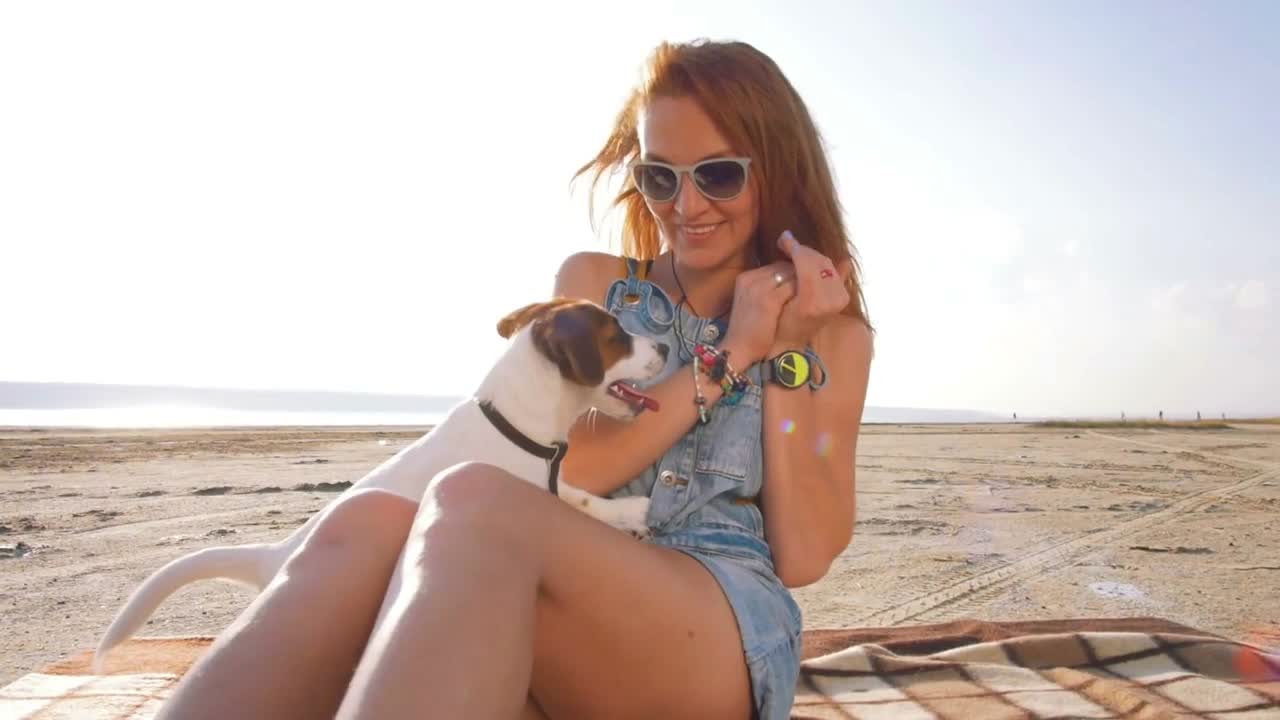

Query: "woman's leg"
left=157, top=489, right=418, bottom=720
left=521, top=697, right=550, bottom=719
left=337, top=463, right=754, bottom=720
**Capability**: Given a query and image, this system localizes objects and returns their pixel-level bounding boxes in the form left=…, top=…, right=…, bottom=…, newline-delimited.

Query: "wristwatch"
left=764, top=349, right=827, bottom=390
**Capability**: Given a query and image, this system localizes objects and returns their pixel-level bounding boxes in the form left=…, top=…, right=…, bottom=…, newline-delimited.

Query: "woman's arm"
left=553, top=252, right=737, bottom=496
left=756, top=231, right=875, bottom=587
left=760, top=318, right=873, bottom=588
left=553, top=251, right=795, bottom=497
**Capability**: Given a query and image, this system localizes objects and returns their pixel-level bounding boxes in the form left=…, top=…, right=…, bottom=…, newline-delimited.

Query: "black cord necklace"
left=669, top=253, right=732, bottom=322
left=669, top=253, right=732, bottom=356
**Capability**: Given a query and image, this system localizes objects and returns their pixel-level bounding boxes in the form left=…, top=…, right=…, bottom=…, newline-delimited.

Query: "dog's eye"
left=610, top=333, right=633, bottom=349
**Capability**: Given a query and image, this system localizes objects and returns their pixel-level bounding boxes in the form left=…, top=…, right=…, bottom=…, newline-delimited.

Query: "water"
left=0, top=405, right=1005, bottom=429
left=0, top=407, right=449, bottom=429
left=0, top=381, right=459, bottom=428
left=0, top=381, right=1010, bottom=428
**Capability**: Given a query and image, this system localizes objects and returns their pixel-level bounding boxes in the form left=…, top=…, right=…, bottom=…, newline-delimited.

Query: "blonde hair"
left=574, top=38, right=870, bottom=327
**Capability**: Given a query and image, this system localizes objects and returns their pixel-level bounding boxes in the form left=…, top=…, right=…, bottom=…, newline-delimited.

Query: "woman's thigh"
left=427, top=467, right=754, bottom=720
left=531, top=544, right=753, bottom=720
left=159, top=488, right=421, bottom=720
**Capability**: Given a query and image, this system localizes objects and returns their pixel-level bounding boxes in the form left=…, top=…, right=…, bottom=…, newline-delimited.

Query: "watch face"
left=772, top=351, right=810, bottom=388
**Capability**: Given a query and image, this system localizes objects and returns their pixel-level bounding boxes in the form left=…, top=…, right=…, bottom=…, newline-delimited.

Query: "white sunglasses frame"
left=629, top=157, right=753, bottom=202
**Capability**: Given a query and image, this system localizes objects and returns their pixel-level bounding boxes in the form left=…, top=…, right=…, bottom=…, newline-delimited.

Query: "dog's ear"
left=531, top=306, right=605, bottom=387
left=498, top=301, right=555, bottom=339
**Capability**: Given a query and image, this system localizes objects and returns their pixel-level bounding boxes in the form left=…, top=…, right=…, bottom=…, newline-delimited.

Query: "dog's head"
left=497, top=298, right=667, bottom=419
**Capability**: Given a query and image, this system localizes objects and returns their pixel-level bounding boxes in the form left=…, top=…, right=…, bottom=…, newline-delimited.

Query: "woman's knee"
left=421, top=461, right=532, bottom=525
left=297, top=488, right=419, bottom=559
left=405, top=462, right=546, bottom=558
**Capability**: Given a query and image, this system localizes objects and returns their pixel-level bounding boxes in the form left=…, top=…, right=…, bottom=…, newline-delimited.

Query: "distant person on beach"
left=157, top=39, right=874, bottom=720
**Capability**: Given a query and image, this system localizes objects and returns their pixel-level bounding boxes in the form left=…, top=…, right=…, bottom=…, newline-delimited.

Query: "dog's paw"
left=597, top=496, right=652, bottom=541
left=626, top=527, right=652, bottom=541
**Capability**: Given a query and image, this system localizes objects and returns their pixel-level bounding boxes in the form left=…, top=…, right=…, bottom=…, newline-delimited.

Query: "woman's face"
left=637, top=95, right=760, bottom=271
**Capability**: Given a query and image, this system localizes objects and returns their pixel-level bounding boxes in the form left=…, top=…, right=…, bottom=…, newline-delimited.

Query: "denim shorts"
left=651, top=525, right=804, bottom=719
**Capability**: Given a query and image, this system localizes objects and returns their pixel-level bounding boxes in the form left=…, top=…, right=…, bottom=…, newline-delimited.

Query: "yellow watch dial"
left=772, top=351, right=810, bottom=389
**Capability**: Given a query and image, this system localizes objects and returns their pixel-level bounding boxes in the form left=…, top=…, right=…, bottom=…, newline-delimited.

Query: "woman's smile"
left=679, top=221, right=724, bottom=242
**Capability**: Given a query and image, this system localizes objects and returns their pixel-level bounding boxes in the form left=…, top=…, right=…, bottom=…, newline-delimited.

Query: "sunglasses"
left=630, top=157, right=752, bottom=203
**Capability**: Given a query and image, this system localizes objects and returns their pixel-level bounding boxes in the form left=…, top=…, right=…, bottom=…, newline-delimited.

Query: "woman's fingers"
left=777, top=230, right=852, bottom=294
left=742, top=261, right=794, bottom=294
left=767, top=265, right=796, bottom=291
left=777, top=231, right=824, bottom=303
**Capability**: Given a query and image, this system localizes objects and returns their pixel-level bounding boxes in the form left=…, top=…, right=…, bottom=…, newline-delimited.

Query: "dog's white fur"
left=92, top=306, right=664, bottom=672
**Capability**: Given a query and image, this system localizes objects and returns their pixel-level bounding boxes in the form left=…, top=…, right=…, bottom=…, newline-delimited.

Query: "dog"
left=92, top=298, right=666, bottom=671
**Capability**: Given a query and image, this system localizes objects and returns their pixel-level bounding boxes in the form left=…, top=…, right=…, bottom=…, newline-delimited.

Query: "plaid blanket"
left=796, top=619, right=1280, bottom=719
left=3, top=619, right=1276, bottom=719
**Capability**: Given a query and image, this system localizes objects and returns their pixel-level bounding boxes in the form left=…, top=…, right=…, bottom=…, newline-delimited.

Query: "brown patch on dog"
left=496, top=298, right=576, bottom=339
left=496, top=298, right=633, bottom=387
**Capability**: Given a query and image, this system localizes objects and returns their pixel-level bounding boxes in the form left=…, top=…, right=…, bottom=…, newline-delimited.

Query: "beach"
left=3, top=423, right=1278, bottom=685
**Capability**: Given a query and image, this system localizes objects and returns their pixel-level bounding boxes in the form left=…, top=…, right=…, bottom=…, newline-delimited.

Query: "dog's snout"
left=656, top=343, right=669, bottom=362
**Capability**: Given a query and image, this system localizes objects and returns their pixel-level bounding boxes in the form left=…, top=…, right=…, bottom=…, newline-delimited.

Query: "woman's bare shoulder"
left=554, top=251, right=626, bottom=304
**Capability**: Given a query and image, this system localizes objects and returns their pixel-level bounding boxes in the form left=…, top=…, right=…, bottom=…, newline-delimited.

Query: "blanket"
left=3, top=619, right=1276, bottom=719
left=796, top=619, right=1280, bottom=719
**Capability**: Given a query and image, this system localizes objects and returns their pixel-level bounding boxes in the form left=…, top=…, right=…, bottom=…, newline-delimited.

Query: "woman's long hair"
left=574, top=38, right=871, bottom=328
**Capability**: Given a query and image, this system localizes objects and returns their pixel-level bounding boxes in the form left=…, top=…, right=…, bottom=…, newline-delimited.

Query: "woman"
left=158, top=38, right=873, bottom=720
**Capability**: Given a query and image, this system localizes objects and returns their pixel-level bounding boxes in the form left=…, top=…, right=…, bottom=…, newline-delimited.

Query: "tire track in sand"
left=847, top=432, right=1278, bottom=627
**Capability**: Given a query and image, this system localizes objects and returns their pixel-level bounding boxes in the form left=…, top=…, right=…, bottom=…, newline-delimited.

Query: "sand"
left=2, top=423, right=1278, bottom=685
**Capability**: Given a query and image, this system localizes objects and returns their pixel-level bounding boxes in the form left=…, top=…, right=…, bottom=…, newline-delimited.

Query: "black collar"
left=476, top=400, right=568, bottom=496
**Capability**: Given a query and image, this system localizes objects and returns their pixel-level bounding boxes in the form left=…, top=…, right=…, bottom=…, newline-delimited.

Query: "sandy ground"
left=2, top=422, right=1278, bottom=686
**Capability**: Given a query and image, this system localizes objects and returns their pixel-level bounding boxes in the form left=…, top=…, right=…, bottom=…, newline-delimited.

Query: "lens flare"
left=816, top=432, right=833, bottom=456
left=780, top=419, right=796, bottom=435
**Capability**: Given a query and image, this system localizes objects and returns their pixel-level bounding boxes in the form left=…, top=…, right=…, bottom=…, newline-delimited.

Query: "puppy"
left=92, top=298, right=664, bottom=671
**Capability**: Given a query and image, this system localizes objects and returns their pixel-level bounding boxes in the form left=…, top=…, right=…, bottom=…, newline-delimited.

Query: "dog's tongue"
left=609, top=382, right=659, bottom=412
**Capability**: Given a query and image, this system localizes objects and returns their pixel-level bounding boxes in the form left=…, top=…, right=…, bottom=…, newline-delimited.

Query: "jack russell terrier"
left=92, top=298, right=666, bottom=671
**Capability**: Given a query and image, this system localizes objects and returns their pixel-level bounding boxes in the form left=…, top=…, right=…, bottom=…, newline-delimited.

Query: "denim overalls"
left=604, top=258, right=803, bottom=719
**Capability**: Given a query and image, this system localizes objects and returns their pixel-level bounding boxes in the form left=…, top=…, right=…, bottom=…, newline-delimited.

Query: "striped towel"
left=2, top=619, right=1276, bottom=719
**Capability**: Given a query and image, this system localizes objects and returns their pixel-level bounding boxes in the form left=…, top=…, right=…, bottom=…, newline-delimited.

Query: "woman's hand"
left=721, top=260, right=797, bottom=367
left=772, top=230, right=852, bottom=350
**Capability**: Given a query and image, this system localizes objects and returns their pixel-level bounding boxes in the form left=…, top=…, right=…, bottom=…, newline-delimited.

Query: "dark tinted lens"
left=633, top=164, right=679, bottom=201
left=694, top=160, right=746, bottom=199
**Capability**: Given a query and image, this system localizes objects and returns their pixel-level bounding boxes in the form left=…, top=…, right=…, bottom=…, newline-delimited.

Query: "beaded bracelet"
left=691, top=355, right=710, bottom=425
left=692, top=343, right=751, bottom=406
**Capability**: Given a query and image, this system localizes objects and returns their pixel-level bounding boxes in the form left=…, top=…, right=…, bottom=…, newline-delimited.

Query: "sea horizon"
left=0, top=381, right=1269, bottom=430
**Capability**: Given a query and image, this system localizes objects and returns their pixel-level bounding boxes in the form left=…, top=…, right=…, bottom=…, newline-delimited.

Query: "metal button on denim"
left=658, top=470, right=688, bottom=487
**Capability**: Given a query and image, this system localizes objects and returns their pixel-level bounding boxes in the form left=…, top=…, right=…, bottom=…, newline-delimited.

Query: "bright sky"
left=2, top=1, right=1276, bottom=418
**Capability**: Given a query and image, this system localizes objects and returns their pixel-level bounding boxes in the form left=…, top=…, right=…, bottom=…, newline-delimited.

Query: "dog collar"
left=476, top=400, right=568, bottom=496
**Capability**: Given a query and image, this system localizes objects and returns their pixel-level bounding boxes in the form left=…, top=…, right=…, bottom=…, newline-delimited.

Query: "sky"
left=1, top=0, right=1276, bottom=418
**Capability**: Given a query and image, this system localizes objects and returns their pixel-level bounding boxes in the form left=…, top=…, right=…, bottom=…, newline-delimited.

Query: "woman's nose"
left=673, top=171, right=709, bottom=216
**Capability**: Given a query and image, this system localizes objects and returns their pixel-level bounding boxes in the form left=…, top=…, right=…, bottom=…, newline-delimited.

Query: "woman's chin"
left=671, top=240, right=752, bottom=270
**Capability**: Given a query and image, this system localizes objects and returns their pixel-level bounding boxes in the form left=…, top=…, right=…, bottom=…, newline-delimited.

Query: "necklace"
left=669, top=253, right=732, bottom=354
left=669, top=254, right=732, bottom=322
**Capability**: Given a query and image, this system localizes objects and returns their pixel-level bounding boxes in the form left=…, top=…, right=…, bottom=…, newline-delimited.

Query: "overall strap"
left=619, top=257, right=655, bottom=302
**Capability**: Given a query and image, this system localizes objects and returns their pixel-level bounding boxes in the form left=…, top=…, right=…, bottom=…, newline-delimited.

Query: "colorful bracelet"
left=693, top=343, right=751, bottom=405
